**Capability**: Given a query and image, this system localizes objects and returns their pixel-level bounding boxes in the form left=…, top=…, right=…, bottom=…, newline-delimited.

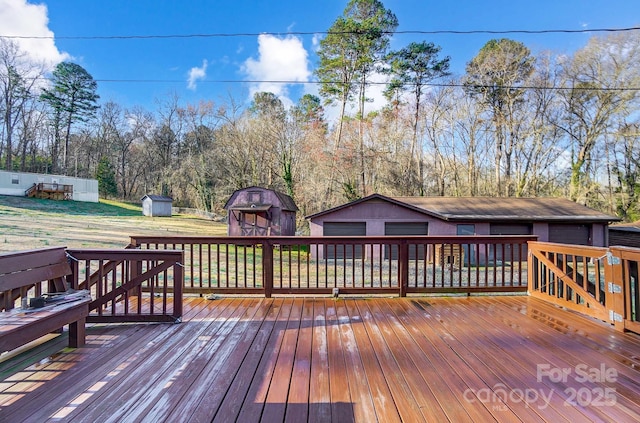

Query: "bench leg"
left=68, top=317, right=86, bottom=348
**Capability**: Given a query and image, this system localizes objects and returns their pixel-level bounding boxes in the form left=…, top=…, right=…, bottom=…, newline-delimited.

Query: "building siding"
left=225, top=187, right=297, bottom=236
left=308, top=196, right=613, bottom=253
left=0, top=170, right=99, bottom=202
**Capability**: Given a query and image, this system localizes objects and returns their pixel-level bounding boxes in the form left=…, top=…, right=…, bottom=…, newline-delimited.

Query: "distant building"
left=0, top=170, right=99, bottom=202
left=609, top=221, right=640, bottom=248
left=306, top=193, right=620, bottom=261
left=141, top=195, right=173, bottom=217
left=224, top=187, right=298, bottom=236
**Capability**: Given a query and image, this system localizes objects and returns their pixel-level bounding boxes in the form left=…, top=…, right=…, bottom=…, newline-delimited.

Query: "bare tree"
left=464, top=39, right=534, bottom=196
left=557, top=32, right=640, bottom=204
left=0, top=39, right=45, bottom=170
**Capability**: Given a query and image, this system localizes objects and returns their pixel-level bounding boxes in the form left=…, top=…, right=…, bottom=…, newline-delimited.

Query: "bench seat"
left=0, top=247, right=91, bottom=354
left=0, top=291, right=91, bottom=353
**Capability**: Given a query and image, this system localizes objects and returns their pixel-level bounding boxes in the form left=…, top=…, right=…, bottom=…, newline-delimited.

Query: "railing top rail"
left=67, top=249, right=183, bottom=260
left=609, top=245, right=640, bottom=259
left=528, top=241, right=608, bottom=256
left=0, top=245, right=67, bottom=259
left=130, top=235, right=538, bottom=245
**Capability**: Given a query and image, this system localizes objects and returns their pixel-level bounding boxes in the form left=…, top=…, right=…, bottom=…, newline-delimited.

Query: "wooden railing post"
left=69, top=251, right=80, bottom=290
left=527, top=242, right=534, bottom=295
left=399, top=240, right=408, bottom=297
left=173, top=251, right=184, bottom=322
left=606, top=248, right=626, bottom=332
left=263, top=240, right=274, bottom=298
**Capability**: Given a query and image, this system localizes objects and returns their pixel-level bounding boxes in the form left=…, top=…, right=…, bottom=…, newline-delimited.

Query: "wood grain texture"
left=0, top=295, right=638, bottom=422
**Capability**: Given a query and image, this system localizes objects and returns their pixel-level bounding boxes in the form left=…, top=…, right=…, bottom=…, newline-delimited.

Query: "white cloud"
left=0, top=0, right=69, bottom=67
left=187, top=59, right=208, bottom=90
left=242, top=34, right=310, bottom=105
left=312, top=34, right=322, bottom=50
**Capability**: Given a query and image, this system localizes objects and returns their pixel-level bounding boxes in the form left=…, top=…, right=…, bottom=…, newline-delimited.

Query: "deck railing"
left=67, top=249, right=184, bottom=323
left=25, top=183, right=73, bottom=200
left=609, top=245, right=640, bottom=334
left=528, top=241, right=640, bottom=334
left=4, top=238, right=638, bottom=334
left=129, top=235, right=535, bottom=297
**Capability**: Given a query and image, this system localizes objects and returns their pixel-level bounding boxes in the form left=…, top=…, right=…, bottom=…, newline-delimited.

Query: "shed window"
left=457, top=224, right=475, bottom=235
left=11, top=174, right=19, bottom=184
left=248, top=191, right=262, bottom=203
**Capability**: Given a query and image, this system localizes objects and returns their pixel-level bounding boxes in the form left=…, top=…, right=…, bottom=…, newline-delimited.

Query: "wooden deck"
left=1, top=295, right=639, bottom=422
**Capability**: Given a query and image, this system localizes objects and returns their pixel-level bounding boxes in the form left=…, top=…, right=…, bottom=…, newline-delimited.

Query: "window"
left=248, top=191, right=262, bottom=204
left=457, top=224, right=475, bottom=235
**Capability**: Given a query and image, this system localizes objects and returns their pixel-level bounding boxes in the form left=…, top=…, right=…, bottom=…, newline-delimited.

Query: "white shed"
left=141, top=195, right=173, bottom=217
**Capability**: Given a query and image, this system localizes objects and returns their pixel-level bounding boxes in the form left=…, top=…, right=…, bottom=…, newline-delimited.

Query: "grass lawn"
left=0, top=195, right=227, bottom=252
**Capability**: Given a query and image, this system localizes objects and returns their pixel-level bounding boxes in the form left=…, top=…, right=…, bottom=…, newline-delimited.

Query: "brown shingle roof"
left=306, top=194, right=619, bottom=222
left=609, top=221, right=640, bottom=233
left=393, top=196, right=618, bottom=222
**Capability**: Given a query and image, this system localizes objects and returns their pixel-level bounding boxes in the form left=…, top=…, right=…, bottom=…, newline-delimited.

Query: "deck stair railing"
left=25, top=182, right=73, bottom=200
left=528, top=241, right=640, bottom=334
left=67, top=248, right=183, bottom=323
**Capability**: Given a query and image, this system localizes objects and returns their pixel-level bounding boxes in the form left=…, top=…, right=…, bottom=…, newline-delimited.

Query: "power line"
left=90, top=78, right=640, bottom=92
left=2, top=26, right=640, bottom=40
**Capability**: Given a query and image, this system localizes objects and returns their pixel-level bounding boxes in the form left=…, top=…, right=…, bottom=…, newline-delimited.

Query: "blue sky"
left=3, top=0, right=640, bottom=111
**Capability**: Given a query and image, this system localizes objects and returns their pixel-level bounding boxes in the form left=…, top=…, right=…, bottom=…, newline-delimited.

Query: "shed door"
left=323, top=222, right=366, bottom=259
left=490, top=223, right=531, bottom=262
left=240, top=212, right=270, bottom=236
left=384, top=222, right=428, bottom=260
left=548, top=224, right=591, bottom=245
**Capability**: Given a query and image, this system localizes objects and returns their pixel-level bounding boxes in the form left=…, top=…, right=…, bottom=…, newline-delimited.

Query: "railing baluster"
left=120, top=235, right=534, bottom=297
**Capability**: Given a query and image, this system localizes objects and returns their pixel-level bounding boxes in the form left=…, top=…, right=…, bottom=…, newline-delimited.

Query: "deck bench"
left=0, top=247, right=91, bottom=353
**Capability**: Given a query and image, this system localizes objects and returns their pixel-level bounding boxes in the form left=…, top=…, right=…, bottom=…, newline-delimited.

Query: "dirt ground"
left=0, top=195, right=227, bottom=253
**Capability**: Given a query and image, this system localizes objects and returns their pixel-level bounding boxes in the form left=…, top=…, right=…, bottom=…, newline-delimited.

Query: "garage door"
left=323, top=222, right=366, bottom=259
left=548, top=224, right=591, bottom=245
left=490, top=223, right=531, bottom=262
left=384, top=222, right=428, bottom=260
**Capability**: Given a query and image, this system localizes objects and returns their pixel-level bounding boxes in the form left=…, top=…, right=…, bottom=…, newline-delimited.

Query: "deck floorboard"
left=0, top=296, right=639, bottom=422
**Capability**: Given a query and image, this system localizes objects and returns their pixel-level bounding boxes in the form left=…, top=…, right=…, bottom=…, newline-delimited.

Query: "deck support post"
left=263, top=240, right=273, bottom=298
left=606, top=248, right=626, bottom=332
left=399, top=241, right=408, bottom=297
left=173, top=251, right=184, bottom=321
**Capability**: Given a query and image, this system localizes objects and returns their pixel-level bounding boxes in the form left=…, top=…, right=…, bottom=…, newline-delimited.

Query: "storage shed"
left=141, top=195, right=173, bottom=217
left=609, top=222, right=640, bottom=248
left=224, top=187, right=298, bottom=236
left=306, top=193, right=620, bottom=261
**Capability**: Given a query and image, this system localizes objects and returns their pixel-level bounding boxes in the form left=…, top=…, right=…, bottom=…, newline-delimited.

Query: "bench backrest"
left=0, top=246, right=71, bottom=293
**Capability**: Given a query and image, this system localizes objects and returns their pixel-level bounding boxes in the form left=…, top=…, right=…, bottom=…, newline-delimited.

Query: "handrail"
left=609, top=246, right=640, bottom=334
left=67, top=248, right=184, bottom=323
left=130, top=235, right=536, bottom=297
left=25, top=183, right=73, bottom=199
left=24, top=183, right=37, bottom=197
left=528, top=241, right=640, bottom=334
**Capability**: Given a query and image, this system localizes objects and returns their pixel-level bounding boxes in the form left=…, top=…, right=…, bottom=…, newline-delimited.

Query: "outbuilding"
left=141, top=195, right=173, bottom=217
left=306, top=193, right=620, bottom=261
left=609, top=221, right=640, bottom=248
left=0, top=170, right=99, bottom=202
left=224, top=187, right=298, bottom=236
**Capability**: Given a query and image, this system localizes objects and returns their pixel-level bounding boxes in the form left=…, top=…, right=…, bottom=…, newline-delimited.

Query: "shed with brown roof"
left=306, top=193, right=619, bottom=247
left=224, top=187, right=298, bottom=236
left=609, top=221, right=640, bottom=248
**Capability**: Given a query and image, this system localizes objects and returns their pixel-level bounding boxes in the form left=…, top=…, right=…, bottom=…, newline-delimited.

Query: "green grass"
left=0, top=195, right=141, bottom=216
